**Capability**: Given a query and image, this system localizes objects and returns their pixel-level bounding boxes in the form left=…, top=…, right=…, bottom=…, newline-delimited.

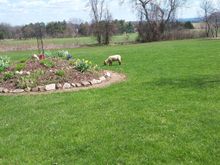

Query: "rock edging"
left=0, top=71, right=121, bottom=95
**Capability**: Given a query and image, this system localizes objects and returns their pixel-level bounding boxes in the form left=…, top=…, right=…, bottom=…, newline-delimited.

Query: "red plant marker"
left=38, top=54, right=45, bottom=60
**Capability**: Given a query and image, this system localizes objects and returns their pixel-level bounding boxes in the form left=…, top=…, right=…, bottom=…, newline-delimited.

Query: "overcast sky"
left=0, top=0, right=218, bottom=26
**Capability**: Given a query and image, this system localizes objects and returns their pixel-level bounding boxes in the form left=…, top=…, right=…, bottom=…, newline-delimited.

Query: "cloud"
left=0, top=0, right=8, bottom=3
left=0, top=0, right=204, bottom=25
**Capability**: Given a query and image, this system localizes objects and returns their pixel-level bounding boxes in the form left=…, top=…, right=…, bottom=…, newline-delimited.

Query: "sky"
left=0, top=0, right=218, bottom=26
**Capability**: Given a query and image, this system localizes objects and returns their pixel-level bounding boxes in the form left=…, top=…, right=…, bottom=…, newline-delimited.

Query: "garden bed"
left=0, top=51, right=116, bottom=94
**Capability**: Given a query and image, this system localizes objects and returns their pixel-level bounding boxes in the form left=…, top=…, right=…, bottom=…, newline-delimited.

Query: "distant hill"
left=178, top=18, right=202, bottom=23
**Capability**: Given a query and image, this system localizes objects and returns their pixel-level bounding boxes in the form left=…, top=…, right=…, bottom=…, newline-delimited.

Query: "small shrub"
left=69, top=59, right=76, bottom=66
left=57, top=50, right=69, bottom=58
left=56, top=50, right=73, bottom=60
left=74, top=59, right=90, bottom=72
left=44, top=51, right=58, bottom=58
left=55, top=70, right=65, bottom=77
left=74, top=59, right=98, bottom=73
left=16, top=70, right=44, bottom=89
left=184, top=21, right=194, bottom=29
left=19, top=58, right=28, bottom=63
left=40, top=59, right=54, bottom=68
left=17, top=76, right=33, bottom=89
left=0, top=56, right=10, bottom=72
left=3, top=72, right=14, bottom=81
left=45, top=51, right=53, bottom=57
left=92, top=64, right=99, bottom=71
left=15, top=63, right=26, bottom=71
left=66, top=54, right=73, bottom=60
left=0, top=77, right=3, bottom=83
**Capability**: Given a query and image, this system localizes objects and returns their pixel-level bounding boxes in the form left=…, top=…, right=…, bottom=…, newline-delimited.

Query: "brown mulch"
left=1, top=71, right=126, bottom=95
left=0, top=58, right=102, bottom=90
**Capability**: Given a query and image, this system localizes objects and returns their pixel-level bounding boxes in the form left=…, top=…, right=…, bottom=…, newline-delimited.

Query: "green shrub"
left=0, top=56, right=10, bottom=72
left=45, top=51, right=57, bottom=58
left=55, top=70, right=65, bottom=77
left=57, top=50, right=69, bottom=58
left=16, top=70, right=44, bottom=89
left=19, top=58, right=28, bottom=63
left=15, top=63, right=26, bottom=71
left=74, top=59, right=99, bottom=73
left=184, top=21, right=194, bottom=29
left=40, top=59, right=54, bottom=68
left=45, top=51, right=52, bottom=57
left=3, top=72, right=14, bottom=81
left=69, top=59, right=76, bottom=66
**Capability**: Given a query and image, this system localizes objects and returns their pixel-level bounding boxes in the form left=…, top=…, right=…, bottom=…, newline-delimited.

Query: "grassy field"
left=0, top=33, right=138, bottom=52
left=0, top=39, right=220, bottom=164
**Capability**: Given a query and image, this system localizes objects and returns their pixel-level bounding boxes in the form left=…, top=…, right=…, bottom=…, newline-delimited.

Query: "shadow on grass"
left=146, top=75, right=220, bottom=89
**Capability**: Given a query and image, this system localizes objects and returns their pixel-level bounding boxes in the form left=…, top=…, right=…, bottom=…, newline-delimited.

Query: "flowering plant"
left=74, top=59, right=99, bottom=73
left=0, top=56, right=10, bottom=72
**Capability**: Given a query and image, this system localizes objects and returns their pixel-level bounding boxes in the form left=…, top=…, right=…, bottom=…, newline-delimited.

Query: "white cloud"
left=0, top=0, right=206, bottom=25
left=0, top=0, right=8, bottom=3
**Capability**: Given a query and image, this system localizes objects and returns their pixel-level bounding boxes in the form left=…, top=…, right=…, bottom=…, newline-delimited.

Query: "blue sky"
left=0, top=0, right=218, bottom=25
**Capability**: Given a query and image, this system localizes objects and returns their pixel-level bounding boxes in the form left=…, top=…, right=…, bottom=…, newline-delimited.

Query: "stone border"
left=0, top=71, right=126, bottom=95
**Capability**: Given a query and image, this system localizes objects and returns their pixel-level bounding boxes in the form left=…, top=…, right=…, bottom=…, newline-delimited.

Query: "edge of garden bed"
left=0, top=70, right=126, bottom=96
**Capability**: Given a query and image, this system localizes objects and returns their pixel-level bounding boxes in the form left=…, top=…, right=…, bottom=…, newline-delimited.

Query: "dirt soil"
left=1, top=71, right=126, bottom=95
left=0, top=58, right=102, bottom=90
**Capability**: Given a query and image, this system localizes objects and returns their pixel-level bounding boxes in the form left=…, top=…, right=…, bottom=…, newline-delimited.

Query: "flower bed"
left=0, top=51, right=111, bottom=94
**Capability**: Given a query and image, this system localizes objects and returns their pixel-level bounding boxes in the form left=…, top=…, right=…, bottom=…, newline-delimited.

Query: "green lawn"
left=0, top=33, right=138, bottom=48
left=0, top=39, right=220, bottom=164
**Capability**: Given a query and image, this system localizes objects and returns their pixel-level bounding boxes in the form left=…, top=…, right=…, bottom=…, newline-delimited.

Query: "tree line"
left=0, top=19, right=135, bottom=40
left=1, top=0, right=219, bottom=45
left=200, top=0, right=220, bottom=38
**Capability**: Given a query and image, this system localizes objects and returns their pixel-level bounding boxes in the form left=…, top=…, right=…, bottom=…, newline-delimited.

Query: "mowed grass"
left=0, top=39, right=220, bottom=164
left=0, top=33, right=137, bottom=47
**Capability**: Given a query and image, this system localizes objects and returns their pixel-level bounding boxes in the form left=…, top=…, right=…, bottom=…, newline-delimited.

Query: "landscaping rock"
left=15, top=71, right=23, bottom=75
left=104, top=72, right=111, bottom=78
left=0, top=87, right=4, bottom=93
left=75, top=83, right=82, bottom=87
left=81, top=81, right=90, bottom=86
left=45, top=84, right=56, bottom=91
left=89, top=79, right=96, bottom=85
left=89, top=79, right=101, bottom=85
left=24, top=71, right=31, bottom=75
left=38, top=86, right=45, bottom=92
left=13, top=89, right=24, bottom=93
left=56, top=83, right=62, bottom=89
left=2, top=88, right=9, bottom=93
left=99, top=76, right=106, bottom=81
left=32, top=54, right=40, bottom=61
left=25, top=87, right=31, bottom=92
left=31, top=87, right=38, bottom=92
left=63, top=83, right=71, bottom=89
left=71, top=83, right=76, bottom=87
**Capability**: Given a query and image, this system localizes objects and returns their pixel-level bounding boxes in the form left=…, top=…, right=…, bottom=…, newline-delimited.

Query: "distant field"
left=0, top=33, right=138, bottom=52
left=0, top=39, right=220, bottom=164
left=193, top=22, right=205, bottom=29
left=193, top=22, right=220, bottom=34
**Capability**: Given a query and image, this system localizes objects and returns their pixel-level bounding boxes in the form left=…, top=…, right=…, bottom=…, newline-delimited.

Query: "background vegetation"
left=0, top=39, right=220, bottom=164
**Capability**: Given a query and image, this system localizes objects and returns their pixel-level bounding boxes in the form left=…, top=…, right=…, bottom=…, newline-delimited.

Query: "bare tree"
left=34, top=23, right=45, bottom=54
left=200, top=0, right=214, bottom=37
left=87, top=0, right=105, bottom=44
left=102, top=9, right=115, bottom=44
left=87, top=0, right=114, bottom=45
left=123, top=0, right=187, bottom=42
left=208, top=12, right=220, bottom=37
